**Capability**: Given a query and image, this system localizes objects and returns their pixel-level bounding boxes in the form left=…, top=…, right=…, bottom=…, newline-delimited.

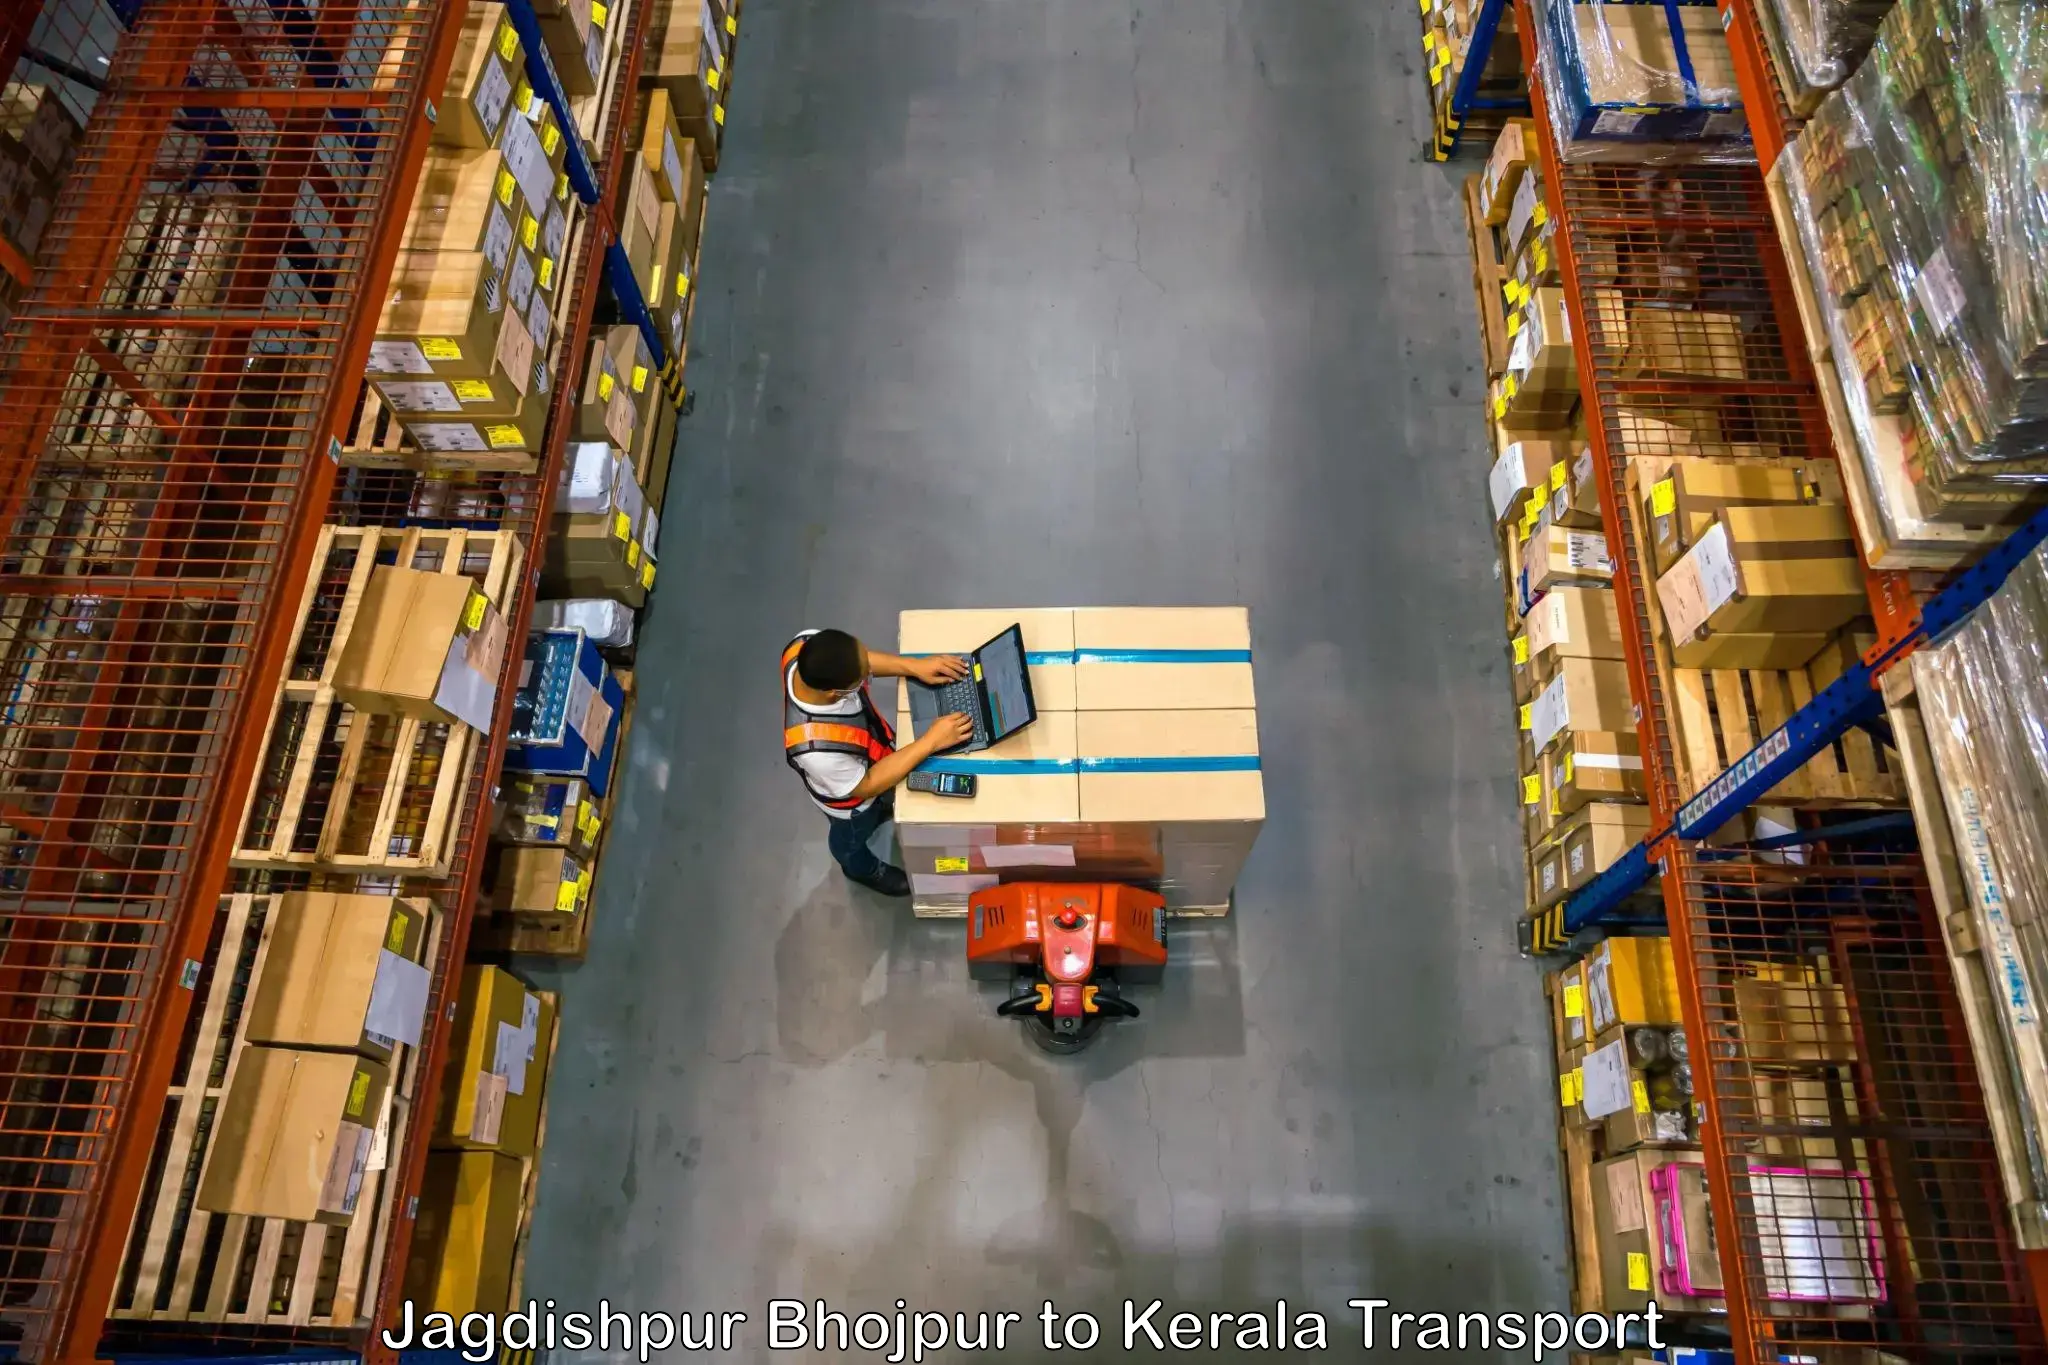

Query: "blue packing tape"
left=919, top=755, right=1261, bottom=776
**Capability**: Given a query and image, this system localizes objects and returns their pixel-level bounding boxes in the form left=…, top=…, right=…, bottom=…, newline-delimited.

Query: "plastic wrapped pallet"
left=1780, top=0, right=2048, bottom=534
left=1531, top=0, right=1750, bottom=162
left=1914, top=536, right=2048, bottom=1232
left=532, top=597, right=635, bottom=649
left=1756, top=0, right=1894, bottom=107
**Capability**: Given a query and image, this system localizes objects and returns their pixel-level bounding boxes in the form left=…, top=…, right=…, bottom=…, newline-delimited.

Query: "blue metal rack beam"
left=1548, top=500, right=2048, bottom=943
left=1430, top=0, right=1519, bottom=159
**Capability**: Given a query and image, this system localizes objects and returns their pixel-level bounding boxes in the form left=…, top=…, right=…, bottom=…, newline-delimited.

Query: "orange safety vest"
left=782, top=632, right=896, bottom=810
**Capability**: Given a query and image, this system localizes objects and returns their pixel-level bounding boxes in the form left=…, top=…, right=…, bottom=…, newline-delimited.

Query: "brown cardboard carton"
left=373, top=251, right=512, bottom=387
left=436, top=5, right=519, bottom=149
left=1523, top=521, right=1613, bottom=595
left=575, top=336, right=637, bottom=447
left=1585, top=1026, right=1693, bottom=1152
left=606, top=324, right=662, bottom=441
left=643, top=0, right=721, bottom=156
left=896, top=705, right=1079, bottom=830
left=1501, top=287, right=1579, bottom=420
left=1525, top=585, right=1624, bottom=664
left=1548, top=730, right=1646, bottom=815
left=493, top=774, right=601, bottom=857
left=1545, top=442, right=1602, bottom=530
left=1525, top=655, right=1634, bottom=756
left=1620, top=307, right=1747, bottom=382
left=1532, top=836, right=1567, bottom=908
left=492, top=845, right=589, bottom=917
left=197, top=1047, right=389, bottom=1225
left=534, top=0, right=597, bottom=96
left=399, top=148, right=523, bottom=265
left=1072, top=607, right=1254, bottom=710
left=617, top=160, right=663, bottom=300
left=333, top=567, right=505, bottom=729
left=1487, top=438, right=1570, bottom=527
left=436, top=966, right=554, bottom=1159
left=640, top=82, right=691, bottom=205
left=898, top=608, right=1079, bottom=710
left=1643, top=457, right=1816, bottom=575
left=1732, top=974, right=1856, bottom=1065
left=1556, top=961, right=1590, bottom=1052
left=1479, top=118, right=1538, bottom=226
left=333, top=567, right=506, bottom=728
left=1520, top=763, right=1550, bottom=848
left=1657, top=514, right=1866, bottom=646
left=403, top=1150, right=526, bottom=1315
left=1559, top=801, right=1653, bottom=890
left=243, top=894, right=431, bottom=1063
left=544, top=516, right=650, bottom=608
left=1076, top=710, right=1263, bottom=824
left=1590, top=1148, right=1716, bottom=1313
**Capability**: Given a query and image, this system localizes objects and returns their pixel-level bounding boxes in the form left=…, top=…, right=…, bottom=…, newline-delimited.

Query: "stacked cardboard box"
left=894, top=608, right=1262, bottom=916
left=547, top=441, right=659, bottom=606
left=0, top=81, right=85, bottom=324
left=196, top=894, right=435, bottom=1225
left=333, top=565, right=508, bottom=734
left=644, top=0, right=732, bottom=169
left=367, top=6, right=577, bottom=465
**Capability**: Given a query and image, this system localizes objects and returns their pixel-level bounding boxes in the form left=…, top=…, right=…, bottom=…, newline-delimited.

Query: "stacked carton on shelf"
left=895, top=608, right=1263, bottom=917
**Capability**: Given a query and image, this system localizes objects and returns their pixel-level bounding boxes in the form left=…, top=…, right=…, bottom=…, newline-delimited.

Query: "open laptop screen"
left=977, top=626, right=1035, bottom=742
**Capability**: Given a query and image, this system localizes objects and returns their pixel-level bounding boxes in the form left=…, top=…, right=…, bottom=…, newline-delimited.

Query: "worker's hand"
left=923, top=712, right=975, bottom=751
left=907, top=655, right=970, bottom=686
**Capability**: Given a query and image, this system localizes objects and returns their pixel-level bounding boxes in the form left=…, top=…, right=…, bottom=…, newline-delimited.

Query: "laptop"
left=906, top=623, right=1039, bottom=753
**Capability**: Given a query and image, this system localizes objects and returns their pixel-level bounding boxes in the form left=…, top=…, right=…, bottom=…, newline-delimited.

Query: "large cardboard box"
left=1584, top=936, right=1681, bottom=1032
left=1500, top=287, right=1579, bottom=422
left=644, top=89, right=708, bottom=254
left=1620, top=307, right=1747, bottom=382
left=1642, top=456, right=1819, bottom=576
left=243, top=894, right=431, bottom=1064
left=643, top=0, right=722, bottom=160
left=1732, top=973, right=1856, bottom=1065
left=435, top=5, right=519, bottom=150
left=1525, top=584, right=1624, bottom=666
left=436, top=966, right=554, bottom=1159
left=493, top=773, right=601, bottom=858
left=372, top=251, right=517, bottom=388
left=492, top=844, right=590, bottom=918
left=1526, top=655, right=1634, bottom=755
left=1547, top=730, right=1645, bottom=815
left=333, top=566, right=506, bottom=730
left=399, top=148, right=523, bottom=266
left=1589, top=1148, right=1719, bottom=1313
left=533, top=0, right=598, bottom=96
left=197, top=1047, right=389, bottom=1225
left=404, top=1150, right=526, bottom=1315
left=1559, top=800, right=1653, bottom=890
left=1657, top=507, right=1865, bottom=647
left=544, top=516, right=650, bottom=608
left=895, top=607, right=1262, bottom=915
left=1522, top=521, right=1613, bottom=596
left=1478, top=118, right=1538, bottom=226
left=1487, top=438, right=1570, bottom=528
left=616, top=160, right=663, bottom=302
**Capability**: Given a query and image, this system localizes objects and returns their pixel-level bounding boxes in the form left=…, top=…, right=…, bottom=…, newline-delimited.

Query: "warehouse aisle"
left=524, top=0, right=1564, bottom=1353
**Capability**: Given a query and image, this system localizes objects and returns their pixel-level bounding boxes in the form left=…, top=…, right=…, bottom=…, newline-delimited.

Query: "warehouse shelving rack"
left=0, top=0, right=669, bottom=1358
left=1509, top=0, right=2048, bottom=1356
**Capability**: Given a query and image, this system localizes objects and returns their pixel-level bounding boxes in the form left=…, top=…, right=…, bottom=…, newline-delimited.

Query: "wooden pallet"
left=471, top=672, right=636, bottom=959
left=1461, top=173, right=1511, bottom=381
left=1543, top=972, right=1605, bottom=1314
left=1618, top=460, right=1905, bottom=811
left=502, top=990, right=563, bottom=1308
left=110, top=892, right=439, bottom=1328
left=1761, top=162, right=2010, bottom=571
left=231, top=525, right=523, bottom=877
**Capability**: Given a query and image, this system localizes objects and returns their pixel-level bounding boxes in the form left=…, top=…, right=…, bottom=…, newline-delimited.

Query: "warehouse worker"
left=783, top=628, right=973, bottom=896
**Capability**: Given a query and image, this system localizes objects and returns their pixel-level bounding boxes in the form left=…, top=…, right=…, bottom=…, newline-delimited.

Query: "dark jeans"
left=826, top=792, right=894, bottom=880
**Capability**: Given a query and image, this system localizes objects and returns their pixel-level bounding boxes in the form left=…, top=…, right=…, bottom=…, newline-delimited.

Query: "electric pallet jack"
left=965, top=882, right=1167, bottom=1053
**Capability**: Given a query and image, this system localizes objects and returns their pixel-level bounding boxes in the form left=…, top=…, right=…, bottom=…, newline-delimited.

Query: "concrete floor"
left=522, top=0, right=1565, bottom=1357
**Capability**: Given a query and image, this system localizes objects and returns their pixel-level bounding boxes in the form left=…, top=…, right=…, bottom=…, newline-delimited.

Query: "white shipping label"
left=366, top=1082, right=396, bottom=1172
left=1568, top=843, right=1587, bottom=876
left=1571, top=751, right=1644, bottom=771
left=910, top=872, right=1000, bottom=896
left=1914, top=246, right=1967, bottom=337
left=1529, top=671, right=1570, bottom=753
left=368, top=339, right=434, bottom=375
left=1564, top=531, right=1611, bottom=572
left=500, top=114, right=555, bottom=219
left=701, top=0, right=722, bottom=67
left=409, top=421, right=490, bottom=453
left=1558, top=298, right=1572, bottom=343
left=1587, top=950, right=1616, bottom=1031
left=1507, top=324, right=1536, bottom=377
left=484, top=202, right=515, bottom=271
left=565, top=666, right=598, bottom=745
left=662, top=130, right=685, bottom=204
left=321, top=1121, right=372, bottom=1215
left=475, top=58, right=513, bottom=141
left=1592, top=109, right=1644, bottom=136
left=1579, top=1037, right=1632, bottom=1118
left=583, top=688, right=615, bottom=753
left=1507, top=157, right=1539, bottom=244
left=508, top=250, right=536, bottom=312
left=528, top=290, right=553, bottom=351
left=363, top=949, right=430, bottom=1047
left=470, top=1069, right=508, bottom=1145
left=376, top=380, right=462, bottom=414
left=545, top=201, right=569, bottom=258
left=522, top=991, right=541, bottom=1034
left=434, top=634, right=498, bottom=732
left=494, top=1019, right=531, bottom=1095
left=978, top=843, right=1077, bottom=869
left=1658, top=519, right=1741, bottom=643
left=1488, top=445, right=1530, bottom=520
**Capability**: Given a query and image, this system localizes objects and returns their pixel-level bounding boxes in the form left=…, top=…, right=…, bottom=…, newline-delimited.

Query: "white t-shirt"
left=786, top=658, right=874, bottom=818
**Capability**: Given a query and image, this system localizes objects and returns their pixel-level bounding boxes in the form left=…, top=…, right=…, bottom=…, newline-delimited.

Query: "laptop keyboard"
left=930, top=676, right=989, bottom=747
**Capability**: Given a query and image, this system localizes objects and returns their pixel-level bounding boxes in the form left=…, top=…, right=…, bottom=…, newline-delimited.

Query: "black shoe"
left=848, top=864, right=911, bottom=897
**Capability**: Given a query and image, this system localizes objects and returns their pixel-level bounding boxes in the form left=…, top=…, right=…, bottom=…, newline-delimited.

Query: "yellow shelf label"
left=539, top=256, right=555, bottom=289
left=496, top=168, right=516, bottom=207
left=1558, top=1072, right=1574, bottom=1106
left=1631, top=1079, right=1650, bottom=1114
left=1511, top=634, right=1528, bottom=665
left=1626, top=1252, right=1650, bottom=1291
left=714, top=103, right=726, bottom=126
left=641, top=558, right=657, bottom=589
left=676, top=270, right=691, bottom=298
left=543, top=123, right=562, bottom=157
left=935, top=857, right=969, bottom=873
left=421, top=337, right=462, bottom=360
left=726, top=12, right=737, bottom=33
left=1506, top=311, right=1521, bottom=337
left=463, top=590, right=488, bottom=631
left=555, top=171, right=570, bottom=201
left=626, top=539, right=642, bottom=569
left=1491, top=393, right=1506, bottom=419
left=707, top=65, right=722, bottom=91
left=1549, top=460, right=1568, bottom=491
left=1532, top=202, right=1549, bottom=227
left=496, top=20, right=518, bottom=60
left=1562, top=752, right=1575, bottom=783
left=598, top=371, right=615, bottom=400
left=485, top=423, right=525, bottom=448
left=453, top=378, right=494, bottom=402
left=556, top=875, right=581, bottom=912
left=592, top=0, right=609, bottom=26
left=514, top=77, right=533, bottom=108
left=1562, top=982, right=1584, bottom=1018
left=1521, top=774, right=1540, bottom=805
left=386, top=913, right=409, bottom=951
left=613, top=509, right=631, bottom=540
left=631, top=364, right=649, bottom=393
left=1650, top=477, right=1677, bottom=516
left=348, top=1069, right=371, bottom=1116
left=521, top=212, right=539, bottom=249
left=1518, top=703, right=1532, bottom=731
